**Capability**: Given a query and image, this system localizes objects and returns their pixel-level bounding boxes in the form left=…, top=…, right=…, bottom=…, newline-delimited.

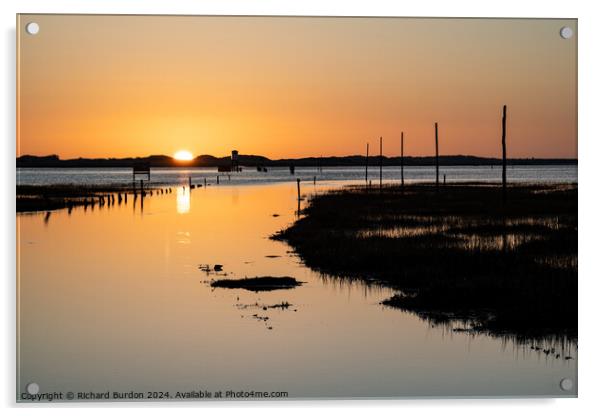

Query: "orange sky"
left=17, top=15, right=577, bottom=159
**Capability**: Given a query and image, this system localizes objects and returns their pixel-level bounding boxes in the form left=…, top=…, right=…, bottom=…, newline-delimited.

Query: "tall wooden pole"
left=379, top=137, right=383, bottom=189
left=502, top=105, right=507, bottom=202
left=435, top=123, right=439, bottom=189
left=400, top=131, right=404, bottom=188
left=296, top=178, right=301, bottom=216
left=365, top=142, right=369, bottom=184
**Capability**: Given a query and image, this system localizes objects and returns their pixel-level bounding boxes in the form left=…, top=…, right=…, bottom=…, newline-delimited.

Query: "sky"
left=17, top=15, right=577, bottom=159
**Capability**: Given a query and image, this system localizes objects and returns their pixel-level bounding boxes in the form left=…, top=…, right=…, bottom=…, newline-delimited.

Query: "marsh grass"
left=273, top=183, right=577, bottom=339
left=16, top=184, right=168, bottom=212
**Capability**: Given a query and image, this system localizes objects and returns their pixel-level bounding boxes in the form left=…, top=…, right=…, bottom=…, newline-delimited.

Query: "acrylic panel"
left=16, top=15, right=577, bottom=401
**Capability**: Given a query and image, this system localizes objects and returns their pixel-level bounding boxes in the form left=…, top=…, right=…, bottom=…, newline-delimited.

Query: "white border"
left=3, top=1, right=601, bottom=415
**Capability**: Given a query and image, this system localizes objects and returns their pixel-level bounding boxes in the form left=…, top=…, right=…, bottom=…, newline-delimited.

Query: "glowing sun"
left=174, top=150, right=194, bottom=161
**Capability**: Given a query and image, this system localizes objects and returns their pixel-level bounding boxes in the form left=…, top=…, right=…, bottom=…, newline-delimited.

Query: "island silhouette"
left=17, top=154, right=577, bottom=168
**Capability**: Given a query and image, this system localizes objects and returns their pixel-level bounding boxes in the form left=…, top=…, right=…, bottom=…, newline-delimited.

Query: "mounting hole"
left=26, top=382, right=40, bottom=394
left=559, top=26, right=573, bottom=39
left=26, top=22, right=40, bottom=35
left=559, top=378, right=574, bottom=391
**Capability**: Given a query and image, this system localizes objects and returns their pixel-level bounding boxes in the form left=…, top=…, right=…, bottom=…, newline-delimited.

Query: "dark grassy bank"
left=16, top=184, right=171, bottom=212
left=273, top=183, right=577, bottom=339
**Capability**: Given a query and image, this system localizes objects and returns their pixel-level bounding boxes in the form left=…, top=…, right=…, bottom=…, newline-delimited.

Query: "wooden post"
left=502, top=105, right=507, bottom=203
left=435, top=122, right=439, bottom=189
left=189, top=176, right=192, bottom=188
left=379, top=136, right=383, bottom=189
left=297, top=178, right=301, bottom=201
left=365, top=142, right=369, bottom=185
left=204, top=178, right=207, bottom=187
left=217, top=175, right=220, bottom=185
left=400, top=131, right=404, bottom=188
left=313, top=176, right=316, bottom=185
left=140, top=180, right=144, bottom=196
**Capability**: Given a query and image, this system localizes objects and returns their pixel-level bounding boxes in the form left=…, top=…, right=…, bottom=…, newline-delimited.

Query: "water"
left=16, top=173, right=577, bottom=400
left=17, top=165, right=577, bottom=187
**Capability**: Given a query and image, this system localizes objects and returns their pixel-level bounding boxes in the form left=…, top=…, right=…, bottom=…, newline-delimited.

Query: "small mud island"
left=273, top=183, right=577, bottom=340
left=210, top=276, right=303, bottom=292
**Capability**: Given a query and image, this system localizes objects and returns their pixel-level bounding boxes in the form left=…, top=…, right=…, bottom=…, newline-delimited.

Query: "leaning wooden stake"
left=435, top=122, right=439, bottom=189
left=365, top=142, right=369, bottom=185
left=502, top=105, right=507, bottom=203
left=379, top=136, right=383, bottom=190
left=400, top=131, right=404, bottom=188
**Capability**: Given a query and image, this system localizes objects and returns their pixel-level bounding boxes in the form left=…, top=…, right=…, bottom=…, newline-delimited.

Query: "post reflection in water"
left=177, top=186, right=190, bottom=214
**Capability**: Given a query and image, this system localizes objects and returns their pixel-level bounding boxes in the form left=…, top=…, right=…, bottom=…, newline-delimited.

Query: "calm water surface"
left=17, top=165, right=577, bottom=187
left=17, top=178, right=577, bottom=400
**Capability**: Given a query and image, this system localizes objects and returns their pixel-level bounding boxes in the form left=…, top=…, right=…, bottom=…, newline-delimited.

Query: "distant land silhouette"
left=16, top=154, right=577, bottom=168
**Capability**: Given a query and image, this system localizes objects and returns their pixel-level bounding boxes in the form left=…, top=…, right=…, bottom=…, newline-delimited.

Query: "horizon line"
left=16, top=153, right=578, bottom=161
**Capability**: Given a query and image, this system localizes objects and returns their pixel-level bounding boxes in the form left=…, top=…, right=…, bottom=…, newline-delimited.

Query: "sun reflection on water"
left=176, top=186, right=190, bottom=214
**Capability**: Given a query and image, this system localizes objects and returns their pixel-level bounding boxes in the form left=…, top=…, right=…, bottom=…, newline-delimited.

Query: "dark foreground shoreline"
left=273, top=183, right=577, bottom=341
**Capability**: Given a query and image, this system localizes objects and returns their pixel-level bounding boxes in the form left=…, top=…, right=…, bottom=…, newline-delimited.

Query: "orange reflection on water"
left=16, top=182, right=576, bottom=398
left=176, top=186, right=190, bottom=214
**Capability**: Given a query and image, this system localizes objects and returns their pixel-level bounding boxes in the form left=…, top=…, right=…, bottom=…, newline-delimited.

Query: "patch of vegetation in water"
left=16, top=184, right=172, bottom=212
left=272, top=183, right=577, bottom=340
